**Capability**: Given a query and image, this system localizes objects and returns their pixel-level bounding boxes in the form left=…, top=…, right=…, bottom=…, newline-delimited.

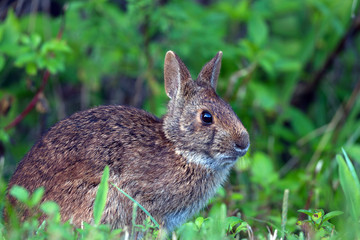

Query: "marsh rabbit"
left=7, top=51, right=250, bottom=233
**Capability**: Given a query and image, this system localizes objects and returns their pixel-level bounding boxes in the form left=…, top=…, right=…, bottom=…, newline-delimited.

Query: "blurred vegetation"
left=0, top=0, right=359, bottom=239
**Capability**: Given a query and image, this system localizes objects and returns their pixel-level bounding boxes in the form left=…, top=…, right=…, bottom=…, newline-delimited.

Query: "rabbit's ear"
left=196, top=51, right=222, bottom=89
left=164, top=51, right=192, bottom=99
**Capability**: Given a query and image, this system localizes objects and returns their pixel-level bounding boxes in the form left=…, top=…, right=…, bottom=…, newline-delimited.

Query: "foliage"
left=177, top=204, right=250, bottom=240
left=1, top=150, right=358, bottom=239
left=2, top=183, right=122, bottom=239
left=9, top=185, right=45, bottom=208
left=2, top=182, right=250, bottom=239
left=0, top=0, right=359, bottom=239
left=297, top=209, right=343, bottom=238
left=0, top=10, right=71, bottom=75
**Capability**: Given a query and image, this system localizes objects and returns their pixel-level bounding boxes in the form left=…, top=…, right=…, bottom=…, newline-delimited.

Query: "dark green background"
left=0, top=0, right=359, bottom=238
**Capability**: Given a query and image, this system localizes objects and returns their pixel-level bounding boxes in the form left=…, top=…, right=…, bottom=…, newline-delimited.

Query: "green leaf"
left=311, top=209, right=324, bottom=228
left=93, top=165, right=109, bottom=225
left=19, top=34, right=41, bottom=49
left=40, top=201, right=60, bottom=221
left=287, top=107, right=315, bottom=136
left=248, top=15, right=268, bottom=46
left=337, top=152, right=360, bottom=221
left=0, top=128, right=10, bottom=143
left=225, top=216, right=244, bottom=230
left=194, top=216, right=205, bottom=229
left=275, top=59, right=301, bottom=72
left=298, top=209, right=314, bottom=217
left=9, top=185, right=29, bottom=203
left=238, top=39, right=257, bottom=59
left=258, top=49, right=279, bottom=76
left=321, top=221, right=335, bottom=232
left=235, top=222, right=248, bottom=235
left=250, top=82, right=278, bottom=111
left=29, top=187, right=45, bottom=207
left=14, top=52, right=37, bottom=67
left=40, top=201, right=60, bottom=215
left=19, top=34, right=30, bottom=45
left=25, top=63, right=37, bottom=75
left=177, top=222, right=199, bottom=240
left=322, top=211, right=344, bottom=222
left=250, top=152, right=278, bottom=186
left=0, top=10, right=21, bottom=55
left=230, top=193, right=244, bottom=201
left=40, top=39, right=71, bottom=55
left=30, top=34, right=42, bottom=49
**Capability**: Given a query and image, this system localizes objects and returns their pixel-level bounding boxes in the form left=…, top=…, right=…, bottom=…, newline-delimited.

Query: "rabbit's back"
left=9, top=105, right=162, bottom=180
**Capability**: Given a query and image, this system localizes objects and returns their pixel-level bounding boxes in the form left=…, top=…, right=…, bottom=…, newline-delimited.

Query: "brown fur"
left=7, top=51, right=250, bottom=232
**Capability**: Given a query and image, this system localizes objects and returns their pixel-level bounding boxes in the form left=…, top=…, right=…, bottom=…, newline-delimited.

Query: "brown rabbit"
left=7, top=51, right=249, bottom=233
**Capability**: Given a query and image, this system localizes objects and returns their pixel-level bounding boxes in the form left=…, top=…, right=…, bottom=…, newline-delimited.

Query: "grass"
left=0, top=149, right=358, bottom=239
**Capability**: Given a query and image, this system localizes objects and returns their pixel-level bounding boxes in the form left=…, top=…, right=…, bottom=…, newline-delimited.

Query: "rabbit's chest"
left=163, top=195, right=209, bottom=232
left=162, top=165, right=231, bottom=232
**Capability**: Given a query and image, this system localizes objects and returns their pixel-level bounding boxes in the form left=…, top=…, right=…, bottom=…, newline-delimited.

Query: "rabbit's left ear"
left=164, top=51, right=192, bottom=99
left=196, top=51, right=222, bottom=90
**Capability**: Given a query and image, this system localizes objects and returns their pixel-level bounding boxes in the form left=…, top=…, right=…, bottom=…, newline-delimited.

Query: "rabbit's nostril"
left=235, top=143, right=243, bottom=150
left=235, top=131, right=250, bottom=151
left=235, top=142, right=249, bottom=151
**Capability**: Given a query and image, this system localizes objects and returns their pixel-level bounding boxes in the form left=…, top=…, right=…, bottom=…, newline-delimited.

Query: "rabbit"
left=7, top=51, right=250, bottom=234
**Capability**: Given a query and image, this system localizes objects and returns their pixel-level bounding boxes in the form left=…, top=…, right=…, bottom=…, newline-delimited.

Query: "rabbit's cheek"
left=180, top=121, right=195, bottom=133
left=205, top=128, right=217, bottom=146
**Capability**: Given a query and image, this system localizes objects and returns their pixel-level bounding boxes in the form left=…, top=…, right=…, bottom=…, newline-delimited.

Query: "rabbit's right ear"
left=164, top=51, right=192, bottom=99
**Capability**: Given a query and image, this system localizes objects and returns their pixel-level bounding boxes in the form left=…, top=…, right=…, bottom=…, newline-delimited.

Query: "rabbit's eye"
left=201, top=111, right=213, bottom=125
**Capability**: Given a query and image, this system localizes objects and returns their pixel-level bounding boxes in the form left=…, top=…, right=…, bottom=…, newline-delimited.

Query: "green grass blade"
left=342, top=148, right=360, bottom=190
left=111, top=183, right=159, bottom=228
left=337, top=152, right=360, bottom=221
left=281, top=189, right=289, bottom=238
left=93, top=165, right=109, bottom=225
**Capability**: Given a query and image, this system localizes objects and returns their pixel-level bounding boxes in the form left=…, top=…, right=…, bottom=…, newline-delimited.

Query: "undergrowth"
left=0, top=150, right=358, bottom=240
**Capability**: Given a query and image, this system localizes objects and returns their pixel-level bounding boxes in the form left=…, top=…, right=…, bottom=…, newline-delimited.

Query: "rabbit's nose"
left=234, top=131, right=250, bottom=154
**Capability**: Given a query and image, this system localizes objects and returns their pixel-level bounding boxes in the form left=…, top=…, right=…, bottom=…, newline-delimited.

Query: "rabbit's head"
left=163, top=51, right=249, bottom=171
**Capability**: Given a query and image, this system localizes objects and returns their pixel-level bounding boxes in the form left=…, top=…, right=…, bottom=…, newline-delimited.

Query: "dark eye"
left=200, top=111, right=213, bottom=125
